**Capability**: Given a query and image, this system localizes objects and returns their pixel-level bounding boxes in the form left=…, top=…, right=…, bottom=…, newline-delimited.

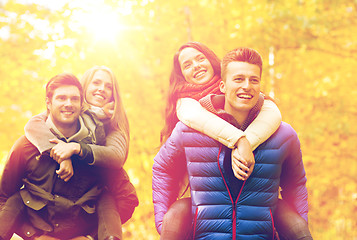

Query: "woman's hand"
left=49, top=139, right=80, bottom=163
left=103, top=101, right=114, bottom=117
left=231, top=148, right=249, bottom=180
left=56, top=159, right=74, bottom=182
left=231, top=137, right=255, bottom=180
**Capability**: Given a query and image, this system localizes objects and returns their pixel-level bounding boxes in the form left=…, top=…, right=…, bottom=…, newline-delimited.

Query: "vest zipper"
left=234, top=181, right=246, bottom=240
left=232, top=204, right=237, bottom=240
left=192, top=208, right=198, bottom=239
left=270, top=209, right=275, bottom=240
left=217, top=145, right=245, bottom=240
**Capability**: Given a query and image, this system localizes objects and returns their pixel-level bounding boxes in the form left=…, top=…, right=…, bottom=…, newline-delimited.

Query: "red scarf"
left=177, top=75, right=221, bottom=100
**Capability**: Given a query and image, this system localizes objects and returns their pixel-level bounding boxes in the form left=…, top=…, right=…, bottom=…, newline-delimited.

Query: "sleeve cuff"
left=78, top=141, right=94, bottom=164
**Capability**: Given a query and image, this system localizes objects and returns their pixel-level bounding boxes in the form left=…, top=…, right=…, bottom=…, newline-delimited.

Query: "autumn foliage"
left=0, top=0, right=356, bottom=239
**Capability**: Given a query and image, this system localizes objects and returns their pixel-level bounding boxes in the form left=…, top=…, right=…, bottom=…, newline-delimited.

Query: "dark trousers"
left=97, top=191, right=123, bottom=240
left=275, top=199, right=313, bottom=240
left=160, top=198, right=192, bottom=240
left=160, top=198, right=313, bottom=240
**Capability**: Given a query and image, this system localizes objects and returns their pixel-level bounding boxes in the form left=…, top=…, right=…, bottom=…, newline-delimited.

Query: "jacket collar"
left=45, top=115, right=89, bottom=143
left=199, top=93, right=264, bottom=131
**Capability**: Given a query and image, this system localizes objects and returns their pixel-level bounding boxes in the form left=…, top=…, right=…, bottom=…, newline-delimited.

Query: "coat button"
left=26, top=200, right=30, bottom=204
left=26, top=231, right=31, bottom=236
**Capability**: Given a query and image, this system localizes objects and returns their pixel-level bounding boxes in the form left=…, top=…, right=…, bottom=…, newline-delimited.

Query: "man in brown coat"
left=0, top=73, right=136, bottom=240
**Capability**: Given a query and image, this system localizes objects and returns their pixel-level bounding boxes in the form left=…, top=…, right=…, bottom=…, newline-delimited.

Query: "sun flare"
left=85, top=10, right=120, bottom=42
left=71, top=2, right=132, bottom=43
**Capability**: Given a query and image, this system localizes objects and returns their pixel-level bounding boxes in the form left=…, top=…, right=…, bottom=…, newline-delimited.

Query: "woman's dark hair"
left=160, top=42, right=221, bottom=144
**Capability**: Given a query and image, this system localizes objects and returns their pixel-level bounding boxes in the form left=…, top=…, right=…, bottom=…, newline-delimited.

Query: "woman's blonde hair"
left=81, top=66, right=130, bottom=150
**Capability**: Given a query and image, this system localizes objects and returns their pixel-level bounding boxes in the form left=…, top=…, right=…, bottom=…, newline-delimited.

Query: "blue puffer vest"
left=153, top=121, right=308, bottom=240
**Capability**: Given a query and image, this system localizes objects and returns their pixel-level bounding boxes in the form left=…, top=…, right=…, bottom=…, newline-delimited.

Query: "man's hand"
left=56, top=159, right=74, bottom=182
left=231, top=137, right=255, bottom=181
left=49, top=139, right=80, bottom=163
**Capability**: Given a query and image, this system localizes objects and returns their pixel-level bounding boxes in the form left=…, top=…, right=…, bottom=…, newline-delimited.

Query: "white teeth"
left=238, top=94, right=252, bottom=99
left=62, top=111, right=73, bottom=115
left=94, top=94, right=105, bottom=100
left=194, top=70, right=205, bottom=78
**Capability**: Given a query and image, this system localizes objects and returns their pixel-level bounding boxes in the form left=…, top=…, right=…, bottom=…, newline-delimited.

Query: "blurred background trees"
left=0, top=0, right=356, bottom=239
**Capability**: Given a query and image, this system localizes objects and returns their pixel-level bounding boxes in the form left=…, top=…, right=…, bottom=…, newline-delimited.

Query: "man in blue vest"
left=153, top=47, right=310, bottom=239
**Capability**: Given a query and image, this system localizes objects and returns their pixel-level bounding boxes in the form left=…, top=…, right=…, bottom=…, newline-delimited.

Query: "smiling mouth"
left=237, top=93, right=253, bottom=99
left=194, top=70, right=206, bottom=79
left=61, top=111, right=74, bottom=116
left=94, top=94, right=105, bottom=100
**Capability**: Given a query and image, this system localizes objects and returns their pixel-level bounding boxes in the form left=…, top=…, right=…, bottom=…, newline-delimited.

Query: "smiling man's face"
left=220, top=61, right=261, bottom=116
left=46, top=85, right=81, bottom=130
